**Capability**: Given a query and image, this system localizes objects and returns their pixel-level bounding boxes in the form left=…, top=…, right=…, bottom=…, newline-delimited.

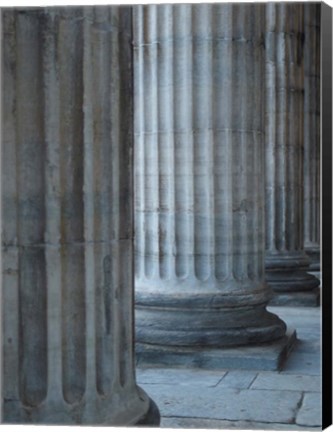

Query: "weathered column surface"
left=265, top=3, right=320, bottom=303
left=134, top=4, right=287, bottom=350
left=2, top=7, right=159, bottom=425
left=303, top=3, right=321, bottom=271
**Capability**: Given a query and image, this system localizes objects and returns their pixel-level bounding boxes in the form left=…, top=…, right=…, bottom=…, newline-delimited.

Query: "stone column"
left=2, top=7, right=159, bottom=425
left=264, top=3, right=320, bottom=305
left=303, top=3, right=321, bottom=271
left=134, top=4, right=287, bottom=352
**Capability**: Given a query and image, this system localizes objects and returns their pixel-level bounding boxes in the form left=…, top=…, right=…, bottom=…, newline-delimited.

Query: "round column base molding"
left=266, top=269, right=320, bottom=293
left=305, top=246, right=320, bottom=271
left=135, top=283, right=272, bottom=309
left=135, top=397, right=161, bottom=426
left=265, top=251, right=320, bottom=292
left=265, top=251, right=311, bottom=270
left=135, top=304, right=286, bottom=348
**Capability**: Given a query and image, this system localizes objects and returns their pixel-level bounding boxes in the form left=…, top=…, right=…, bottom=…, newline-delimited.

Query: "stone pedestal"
left=264, top=3, right=320, bottom=306
left=1, top=7, right=159, bottom=425
left=134, top=4, right=290, bottom=364
left=303, top=3, right=321, bottom=271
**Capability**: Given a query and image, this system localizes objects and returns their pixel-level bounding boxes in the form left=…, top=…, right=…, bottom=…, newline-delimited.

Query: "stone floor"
left=137, top=306, right=321, bottom=430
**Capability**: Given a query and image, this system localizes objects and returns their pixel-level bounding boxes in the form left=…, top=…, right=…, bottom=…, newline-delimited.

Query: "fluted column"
left=264, top=3, right=320, bottom=297
left=134, top=4, right=286, bottom=348
left=2, top=7, right=159, bottom=425
left=303, top=3, right=321, bottom=271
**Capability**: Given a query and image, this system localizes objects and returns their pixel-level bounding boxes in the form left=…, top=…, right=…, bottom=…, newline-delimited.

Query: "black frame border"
left=321, top=1, right=332, bottom=429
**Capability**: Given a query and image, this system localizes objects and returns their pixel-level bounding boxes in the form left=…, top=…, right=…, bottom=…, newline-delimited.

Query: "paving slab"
left=281, top=352, right=321, bottom=376
left=268, top=306, right=321, bottom=319
left=135, top=305, right=321, bottom=429
left=290, top=339, right=320, bottom=355
left=140, top=384, right=303, bottom=424
left=251, top=373, right=321, bottom=392
left=296, top=393, right=322, bottom=427
left=136, top=330, right=297, bottom=371
left=276, top=317, right=321, bottom=329
left=277, top=317, right=321, bottom=330
left=136, top=367, right=226, bottom=387
left=217, top=371, right=258, bottom=389
left=161, top=416, right=321, bottom=430
left=296, top=332, right=321, bottom=343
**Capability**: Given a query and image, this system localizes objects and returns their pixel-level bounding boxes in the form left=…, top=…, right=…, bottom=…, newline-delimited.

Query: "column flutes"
left=264, top=3, right=320, bottom=296
left=2, top=7, right=159, bottom=425
left=134, top=3, right=287, bottom=348
left=303, top=3, right=321, bottom=270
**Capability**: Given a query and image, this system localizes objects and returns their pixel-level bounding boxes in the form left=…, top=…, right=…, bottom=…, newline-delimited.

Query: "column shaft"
left=134, top=4, right=286, bottom=348
left=2, top=7, right=159, bottom=425
left=264, top=3, right=320, bottom=295
left=303, top=3, right=321, bottom=270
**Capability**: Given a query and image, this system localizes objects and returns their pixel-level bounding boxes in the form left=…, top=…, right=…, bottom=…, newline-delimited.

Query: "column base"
left=266, top=252, right=320, bottom=294
left=135, top=397, right=161, bottom=426
left=268, top=287, right=320, bottom=307
left=305, top=247, right=320, bottom=271
left=136, top=300, right=287, bottom=348
left=308, top=270, right=321, bottom=281
left=266, top=269, right=320, bottom=293
left=136, top=329, right=297, bottom=371
left=309, top=262, right=320, bottom=271
left=3, top=391, right=161, bottom=426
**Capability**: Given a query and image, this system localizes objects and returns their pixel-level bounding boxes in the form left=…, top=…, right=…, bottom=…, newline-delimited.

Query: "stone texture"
left=139, top=304, right=321, bottom=428
left=264, top=3, right=320, bottom=302
left=136, top=329, right=297, bottom=371
left=217, top=371, right=258, bottom=389
left=1, top=6, right=159, bottom=425
left=161, top=417, right=321, bottom=430
left=303, top=4, right=321, bottom=271
left=134, top=3, right=287, bottom=352
left=137, top=368, right=226, bottom=387
left=281, top=353, right=321, bottom=376
left=269, top=306, right=320, bottom=341
left=295, top=339, right=321, bottom=354
left=269, top=306, right=320, bottom=321
left=296, top=393, right=322, bottom=427
left=140, top=384, right=303, bottom=424
left=251, top=373, right=321, bottom=392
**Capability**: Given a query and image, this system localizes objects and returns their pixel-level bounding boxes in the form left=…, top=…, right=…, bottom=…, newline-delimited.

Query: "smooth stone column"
left=303, top=3, right=321, bottom=271
left=134, top=4, right=287, bottom=350
left=2, top=7, right=159, bottom=425
left=265, top=3, right=320, bottom=305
